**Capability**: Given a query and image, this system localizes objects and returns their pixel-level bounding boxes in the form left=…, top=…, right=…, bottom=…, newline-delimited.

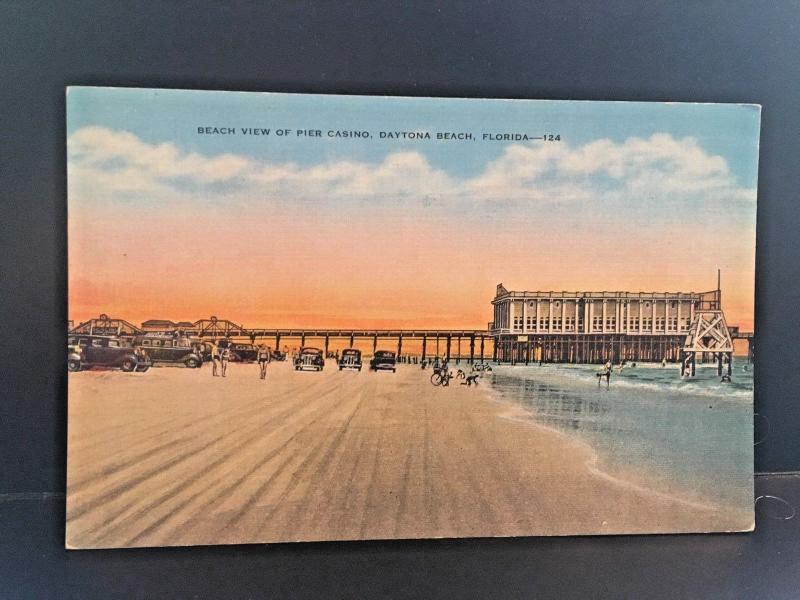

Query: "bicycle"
left=430, top=368, right=453, bottom=387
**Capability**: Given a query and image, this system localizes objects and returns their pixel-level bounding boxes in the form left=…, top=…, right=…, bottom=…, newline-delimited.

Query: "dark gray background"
left=1, top=1, right=799, bottom=598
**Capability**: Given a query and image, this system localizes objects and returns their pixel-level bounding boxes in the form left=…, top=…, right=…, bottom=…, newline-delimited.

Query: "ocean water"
left=486, top=359, right=754, bottom=510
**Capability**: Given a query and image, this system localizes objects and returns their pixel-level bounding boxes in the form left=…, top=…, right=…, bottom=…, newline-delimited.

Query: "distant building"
left=141, top=319, right=177, bottom=331
left=490, top=283, right=723, bottom=364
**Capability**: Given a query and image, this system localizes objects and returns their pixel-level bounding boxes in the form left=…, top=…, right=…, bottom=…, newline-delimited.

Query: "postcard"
left=66, top=87, right=759, bottom=548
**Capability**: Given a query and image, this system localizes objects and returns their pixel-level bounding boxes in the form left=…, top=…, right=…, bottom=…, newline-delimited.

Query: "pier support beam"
left=446, top=335, right=452, bottom=362
left=373, top=334, right=378, bottom=353
left=324, top=335, right=329, bottom=357
left=397, top=335, right=403, bottom=359
left=422, top=335, right=427, bottom=361
left=480, top=336, right=485, bottom=362
left=349, top=333, right=354, bottom=348
left=469, top=335, right=475, bottom=363
left=275, top=333, right=281, bottom=351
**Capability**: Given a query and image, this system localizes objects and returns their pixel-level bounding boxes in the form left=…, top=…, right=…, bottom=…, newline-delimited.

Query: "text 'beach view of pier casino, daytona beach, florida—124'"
left=66, top=88, right=760, bottom=548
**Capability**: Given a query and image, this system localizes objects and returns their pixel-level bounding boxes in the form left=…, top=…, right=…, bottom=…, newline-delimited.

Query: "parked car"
left=338, top=348, right=363, bottom=371
left=271, top=349, right=287, bottom=361
left=230, top=343, right=259, bottom=362
left=294, top=347, right=325, bottom=371
left=133, top=335, right=204, bottom=368
left=369, top=350, right=397, bottom=372
left=67, top=335, right=151, bottom=372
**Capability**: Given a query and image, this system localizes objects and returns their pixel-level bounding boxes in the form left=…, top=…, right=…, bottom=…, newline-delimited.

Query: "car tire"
left=185, top=357, right=199, bottom=368
left=137, top=365, right=150, bottom=373
left=67, top=359, right=81, bottom=372
left=121, top=358, right=136, bottom=372
left=392, top=368, right=396, bottom=373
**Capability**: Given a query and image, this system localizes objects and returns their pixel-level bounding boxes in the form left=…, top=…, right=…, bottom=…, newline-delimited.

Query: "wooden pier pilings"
left=493, top=334, right=689, bottom=365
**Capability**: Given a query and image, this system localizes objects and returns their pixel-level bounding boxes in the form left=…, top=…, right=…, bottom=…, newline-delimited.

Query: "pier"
left=70, top=315, right=492, bottom=364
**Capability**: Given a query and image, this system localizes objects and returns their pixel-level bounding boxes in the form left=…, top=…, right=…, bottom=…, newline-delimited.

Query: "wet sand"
left=66, top=362, right=751, bottom=548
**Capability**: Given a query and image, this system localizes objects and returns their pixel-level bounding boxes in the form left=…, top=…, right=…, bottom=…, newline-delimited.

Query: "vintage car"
left=369, top=350, right=397, bottom=372
left=271, top=349, right=288, bottom=361
left=67, top=335, right=151, bottom=372
left=338, top=348, right=363, bottom=371
left=133, top=335, right=204, bottom=368
left=294, top=347, right=325, bottom=371
left=230, top=343, right=259, bottom=362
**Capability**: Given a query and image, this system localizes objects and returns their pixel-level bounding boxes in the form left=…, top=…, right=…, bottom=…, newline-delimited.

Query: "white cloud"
left=67, top=126, right=756, bottom=208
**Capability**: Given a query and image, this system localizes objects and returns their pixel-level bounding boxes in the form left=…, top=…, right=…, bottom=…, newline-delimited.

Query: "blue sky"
left=67, top=86, right=761, bottom=187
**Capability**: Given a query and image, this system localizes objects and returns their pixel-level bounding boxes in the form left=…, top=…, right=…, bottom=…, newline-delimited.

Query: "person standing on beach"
left=210, top=341, right=220, bottom=377
left=220, top=345, right=230, bottom=377
left=257, top=344, right=271, bottom=380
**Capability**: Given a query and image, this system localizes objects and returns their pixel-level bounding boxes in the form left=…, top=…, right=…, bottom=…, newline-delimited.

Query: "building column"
left=561, top=300, right=567, bottom=333
left=677, top=301, right=682, bottom=332
left=522, top=299, right=528, bottom=332
left=584, top=299, right=590, bottom=333
left=575, top=299, right=580, bottom=334
left=639, top=300, right=643, bottom=334
left=589, top=301, right=595, bottom=333
left=602, top=300, right=607, bottom=333
left=535, top=300, right=540, bottom=332
left=548, top=300, right=554, bottom=333
left=664, top=299, right=669, bottom=333
left=652, top=299, right=657, bottom=334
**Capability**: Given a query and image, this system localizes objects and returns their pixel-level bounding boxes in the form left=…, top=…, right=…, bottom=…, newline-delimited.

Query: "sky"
left=67, top=87, right=760, bottom=330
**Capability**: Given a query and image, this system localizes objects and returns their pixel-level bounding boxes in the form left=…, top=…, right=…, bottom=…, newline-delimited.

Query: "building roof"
left=141, top=319, right=176, bottom=327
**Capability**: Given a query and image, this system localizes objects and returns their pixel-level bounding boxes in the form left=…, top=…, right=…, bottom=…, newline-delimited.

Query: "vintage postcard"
left=66, top=88, right=760, bottom=548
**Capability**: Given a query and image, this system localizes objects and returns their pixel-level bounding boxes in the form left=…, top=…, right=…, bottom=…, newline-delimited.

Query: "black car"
left=133, top=335, right=204, bottom=368
left=338, top=348, right=363, bottom=371
left=230, top=343, right=259, bottom=362
left=271, top=349, right=287, bottom=361
left=68, top=335, right=151, bottom=372
left=294, top=347, right=325, bottom=371
left=369, top=350, right=397, bottom=372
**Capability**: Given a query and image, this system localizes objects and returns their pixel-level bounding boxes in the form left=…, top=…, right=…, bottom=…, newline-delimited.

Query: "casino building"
left=489, top=283, right=727, bottom=364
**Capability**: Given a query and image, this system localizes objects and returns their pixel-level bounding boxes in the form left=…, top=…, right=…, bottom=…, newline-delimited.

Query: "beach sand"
left=66, top=361, right=752, bottom=548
